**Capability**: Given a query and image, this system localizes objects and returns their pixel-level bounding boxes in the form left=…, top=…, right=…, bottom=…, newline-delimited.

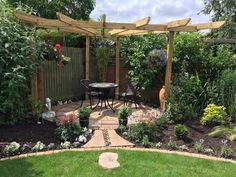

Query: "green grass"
left=0, top=150, right=235, bottom=177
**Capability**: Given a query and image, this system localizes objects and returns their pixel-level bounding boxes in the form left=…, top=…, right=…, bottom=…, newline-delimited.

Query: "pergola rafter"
left=13, top=11, right=225, bottom=103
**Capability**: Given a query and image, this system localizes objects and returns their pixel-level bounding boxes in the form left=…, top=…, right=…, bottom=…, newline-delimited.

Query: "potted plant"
left=79, top=106, right=92, bottom=127
left=118, top=107, right=132, bottom=126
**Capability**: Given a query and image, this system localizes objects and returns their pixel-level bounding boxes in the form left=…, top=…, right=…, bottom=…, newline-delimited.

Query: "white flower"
left=61, top=141, right=71, bottom=149
left=78, top=135, right=87, bottom=143
left=32, top=141, right=45, bottom=151
left=155, top=142, right=162, bottom=148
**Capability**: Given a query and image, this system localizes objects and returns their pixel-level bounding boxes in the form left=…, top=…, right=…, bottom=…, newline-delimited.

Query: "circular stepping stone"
left=98, top=152, right=120, bottom=169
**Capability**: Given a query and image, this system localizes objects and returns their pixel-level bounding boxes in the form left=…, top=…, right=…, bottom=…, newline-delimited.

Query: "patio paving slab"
left=82, top=130, right=106, bottom=148
left=108, top=130, right=134, bottom=147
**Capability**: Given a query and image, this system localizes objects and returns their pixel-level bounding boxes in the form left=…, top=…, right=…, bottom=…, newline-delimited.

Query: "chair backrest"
left=127, top=81, right=138, bottom=95
left=80, top=79, right=91, bottom=92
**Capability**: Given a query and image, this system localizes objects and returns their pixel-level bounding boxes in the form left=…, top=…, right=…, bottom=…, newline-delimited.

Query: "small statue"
left=45, top=98, right=52, bottom=111
left=42, top=97, right=55, bottom=122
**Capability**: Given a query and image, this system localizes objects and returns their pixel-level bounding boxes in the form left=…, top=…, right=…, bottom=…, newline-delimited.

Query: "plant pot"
left=80, top=118, right=89, bottom=127
left=119, top=119, right=128, bottom=126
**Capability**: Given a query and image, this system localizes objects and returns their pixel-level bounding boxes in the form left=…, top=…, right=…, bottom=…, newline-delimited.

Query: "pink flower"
left=55, top=43, right=62, bottom=49
left=59, top=114, right=78, bottom=125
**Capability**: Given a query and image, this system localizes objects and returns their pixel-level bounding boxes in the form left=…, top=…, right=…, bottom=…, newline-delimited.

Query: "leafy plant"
left=142, top=135, right=151, bottom=148
left=194, top=139, right=204, bottom=153
left=28, top=96, right=43, bottom=118
left=155, top=115, right=169, bottom=127
left=116, top=125, right=127, bottom=134
left=60, top=141, right=71, bottom=149
left=32, top=141, right=45, bottom=151
left=179, top=145, right=189, bottom=151
left=209, top=126, right=236, bottom=141
left=4, top=142, right=20, bottom=153
left=204, top=148, right=214, bottom=155
left=55, top=114, right=81, bottom=141
left=200, top=104, right=227, bottom=126
left=79, top=106, right=92, bottom=127
left=118, top=107, right=131, bottom=120
left=220, top=140, right=232, bottom=158
left=174, top=124, right=188, bottom=139
left=167, top=137, right=177, bottom=150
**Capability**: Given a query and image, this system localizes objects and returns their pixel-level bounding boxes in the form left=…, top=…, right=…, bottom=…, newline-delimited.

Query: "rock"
left=98, top=152, right=120, bottom=169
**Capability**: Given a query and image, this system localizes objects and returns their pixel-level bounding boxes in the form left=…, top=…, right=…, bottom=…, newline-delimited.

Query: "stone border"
left=1, top=147, right=236, bottom=164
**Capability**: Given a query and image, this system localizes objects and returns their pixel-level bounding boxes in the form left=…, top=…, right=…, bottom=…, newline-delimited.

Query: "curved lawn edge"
left=1, top=147, right=236, bottom=164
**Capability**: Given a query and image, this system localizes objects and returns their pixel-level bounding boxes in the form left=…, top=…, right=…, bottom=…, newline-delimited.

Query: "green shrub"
left=200, top=104, right=227, bottom=126
left=116, top=125, right=127, bottom=134
left=79, top=106, right=92, bottom=119
left=174, top=124, right=188, bottom=139
left=220, top=140, right=232, bottom=158
left=55, top=114, right=81, bottom=142
left=142, top=135, right=151, bottom=148
left=209, top=126, right=236, bottom=141
left=0, top=1, right=47, bottom=124
left=155, top=115, right=169, bottom=127
left=194, top=139, right=204, bottom=153
left=228, top=101, right=236, bottom=122
left=127, top=122, right=158, bottom=142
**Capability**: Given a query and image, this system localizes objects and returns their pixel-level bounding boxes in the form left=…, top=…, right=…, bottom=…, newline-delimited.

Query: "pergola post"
left=85, top=36, right=90, bottom=80
left=115, top=37, right=120, bottom=98
left=164, top=31, right=175, bottom=101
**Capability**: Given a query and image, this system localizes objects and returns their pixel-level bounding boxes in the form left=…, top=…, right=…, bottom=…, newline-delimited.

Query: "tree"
left=7, top=0, right=95, bottom=19
left=202, top=0, right=236, bottom=38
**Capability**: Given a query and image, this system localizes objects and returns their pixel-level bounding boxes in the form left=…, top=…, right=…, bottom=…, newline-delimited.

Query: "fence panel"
left=43, top=47, right=84, bottom=103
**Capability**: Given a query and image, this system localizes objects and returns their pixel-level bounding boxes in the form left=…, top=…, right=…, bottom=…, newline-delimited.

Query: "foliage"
left=118, top=107, right=132, bottom=120
left=220, top=140, right=232, bottom=158
left=202, top=0, right=236, bottom=38
left=32, top=141, right=45, bottom=151
left=174, top=124, right=188, bottom=139
left=55, top=114, right=81, bottom=142
left=142, top=135, right=151, bottom=148
left=194, top=139, right=205, bottom=153
left=3, top=142, right=20, bottom=153
left=0, top=1, right=47, bottom=124
left=155, top=115, right=169, bottom=127
left=167, top=137, right=177, bottom=150
left=120, top=34, right=167, bottom=89
left=209, top=126, right=236, bottom=141
left=179, top=145, right=189, bottom=151
left=200, top=104, right=227, bottom=126
left=7, top=0, right=95, bottom=20
left=116, top=125, right=127, bottom=134
left=204, top=148, right=214, bottom=155
left=28, top=95, right=43, bottom=118
left=127, top=122, right=158, bottom=142
left=60, top=141, right=71, bottom=149
left=228, top=101, right=236, bottom=122
left=79, top=106, right=92, bottom=120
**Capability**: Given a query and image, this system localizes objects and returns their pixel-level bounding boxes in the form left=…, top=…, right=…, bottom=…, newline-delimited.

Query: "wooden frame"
left=14, top=11, right=225, bottom=102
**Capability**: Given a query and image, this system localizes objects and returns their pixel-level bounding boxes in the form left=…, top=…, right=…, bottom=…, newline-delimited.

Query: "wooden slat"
left=115, top=37, right=120, bottom=98
left=169, top=26, right=198, bottom=32
left=118, top=30, right=149, bottom=36
left=85, top=36, right=90, bottom=80
left=167, top=18, right=191, bottom=28
left=56, top=12, right=97, bottom=35
left=191, top=21, right=225, bottom=30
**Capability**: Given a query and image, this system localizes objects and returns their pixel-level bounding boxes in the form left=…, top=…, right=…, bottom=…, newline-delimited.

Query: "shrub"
left=155, top=115, right=169, bottom=127
left=0, top=1, right=47, bottom=124
left=116, top=125, right=127, bottom=134
left=200, top=104, right=227, bottom=126
left=174, top=124, right=188, bottom=139
left=55, top=114, right=81, bottom=142
left=4, top=142, right=20, bottom=153
left=179, top=145, right=189, bottom=151
left=194, top=139, right=204, bottom=153
left=118, top=107, right=131, bottom=120
left=204, top=148, right=214, bottom=155
left=127, top=122, right=158, bottom=142
left=142, top=135, right=151, bottom=148
left=60, top=141, right=71, bottom=149
left=220, top=140, right=232, bottom=158
left=228, top=101, right=236, bottom=122
left=208, top=126, right=236, bottom=141
left=167, top=137, right=177, bottom=150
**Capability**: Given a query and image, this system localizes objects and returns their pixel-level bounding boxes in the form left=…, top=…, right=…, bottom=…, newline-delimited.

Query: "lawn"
left=0, top=150, right=235, bottom=177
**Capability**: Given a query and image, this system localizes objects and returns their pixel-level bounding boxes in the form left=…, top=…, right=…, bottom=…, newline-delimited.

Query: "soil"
left=0, top=119, right=58, bottom=145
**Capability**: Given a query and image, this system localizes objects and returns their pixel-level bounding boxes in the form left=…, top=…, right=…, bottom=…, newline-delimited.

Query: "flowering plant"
left=54, top=43, right=71, bottom=68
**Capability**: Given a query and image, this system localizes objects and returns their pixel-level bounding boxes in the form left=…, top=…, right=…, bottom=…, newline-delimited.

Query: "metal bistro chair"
left=119, top=81, right=139, bottom=109
left=80, top=79, right=100, bottom=108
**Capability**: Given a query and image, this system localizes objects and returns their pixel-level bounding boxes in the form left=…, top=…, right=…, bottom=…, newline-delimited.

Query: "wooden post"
left=164, top=31, right=175, bottom=100
left=115, top=37, right=120, bottom=98
left=85, top=36, right=90, bottom=80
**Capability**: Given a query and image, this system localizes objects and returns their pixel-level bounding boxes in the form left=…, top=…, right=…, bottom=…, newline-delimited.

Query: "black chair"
left=80, top=79, right=100, bottom=108
left=119, top=81, right=139, bottom=109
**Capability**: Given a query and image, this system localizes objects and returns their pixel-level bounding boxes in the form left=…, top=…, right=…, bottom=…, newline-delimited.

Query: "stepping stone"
left=98, top=152, right=120, bottom=169
left=108, top=130, right=134, bottom=147
left=82, top=130, right=106, bottom=148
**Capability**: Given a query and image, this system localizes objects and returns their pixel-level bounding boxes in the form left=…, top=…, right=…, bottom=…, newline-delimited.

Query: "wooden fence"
left=43, top=47, right=84, bottom=103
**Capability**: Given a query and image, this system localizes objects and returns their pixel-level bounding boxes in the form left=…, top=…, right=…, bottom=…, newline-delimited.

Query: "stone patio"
left=53, top=100, right=162, bottom=129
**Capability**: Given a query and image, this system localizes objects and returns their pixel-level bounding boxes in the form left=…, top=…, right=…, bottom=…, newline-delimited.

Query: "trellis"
left=14, top=11, right=225, bottom=100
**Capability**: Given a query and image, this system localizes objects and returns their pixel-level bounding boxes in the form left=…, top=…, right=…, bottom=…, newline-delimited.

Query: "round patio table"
left=89, top=82, right=118, bottom=113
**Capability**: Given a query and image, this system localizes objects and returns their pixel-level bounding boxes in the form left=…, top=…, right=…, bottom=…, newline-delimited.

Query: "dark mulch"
left=0, top=119, right=59, bottom=145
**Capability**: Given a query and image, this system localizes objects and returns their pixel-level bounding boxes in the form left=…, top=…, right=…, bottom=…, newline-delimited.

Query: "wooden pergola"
left=14, top=11, right=225, bottom=100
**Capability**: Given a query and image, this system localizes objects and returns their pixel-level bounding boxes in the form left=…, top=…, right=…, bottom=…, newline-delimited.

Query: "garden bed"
left=0, top=119, right=92, bottom=159
left=117, top=118, right=236, bottom=160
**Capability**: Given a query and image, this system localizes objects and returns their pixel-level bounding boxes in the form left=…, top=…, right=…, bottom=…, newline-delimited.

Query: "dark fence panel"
left=43, top=47, right=84, bottom=103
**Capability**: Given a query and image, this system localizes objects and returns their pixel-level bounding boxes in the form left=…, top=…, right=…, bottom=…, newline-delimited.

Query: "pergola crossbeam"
left=191, top=21, right=225, bottom=30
